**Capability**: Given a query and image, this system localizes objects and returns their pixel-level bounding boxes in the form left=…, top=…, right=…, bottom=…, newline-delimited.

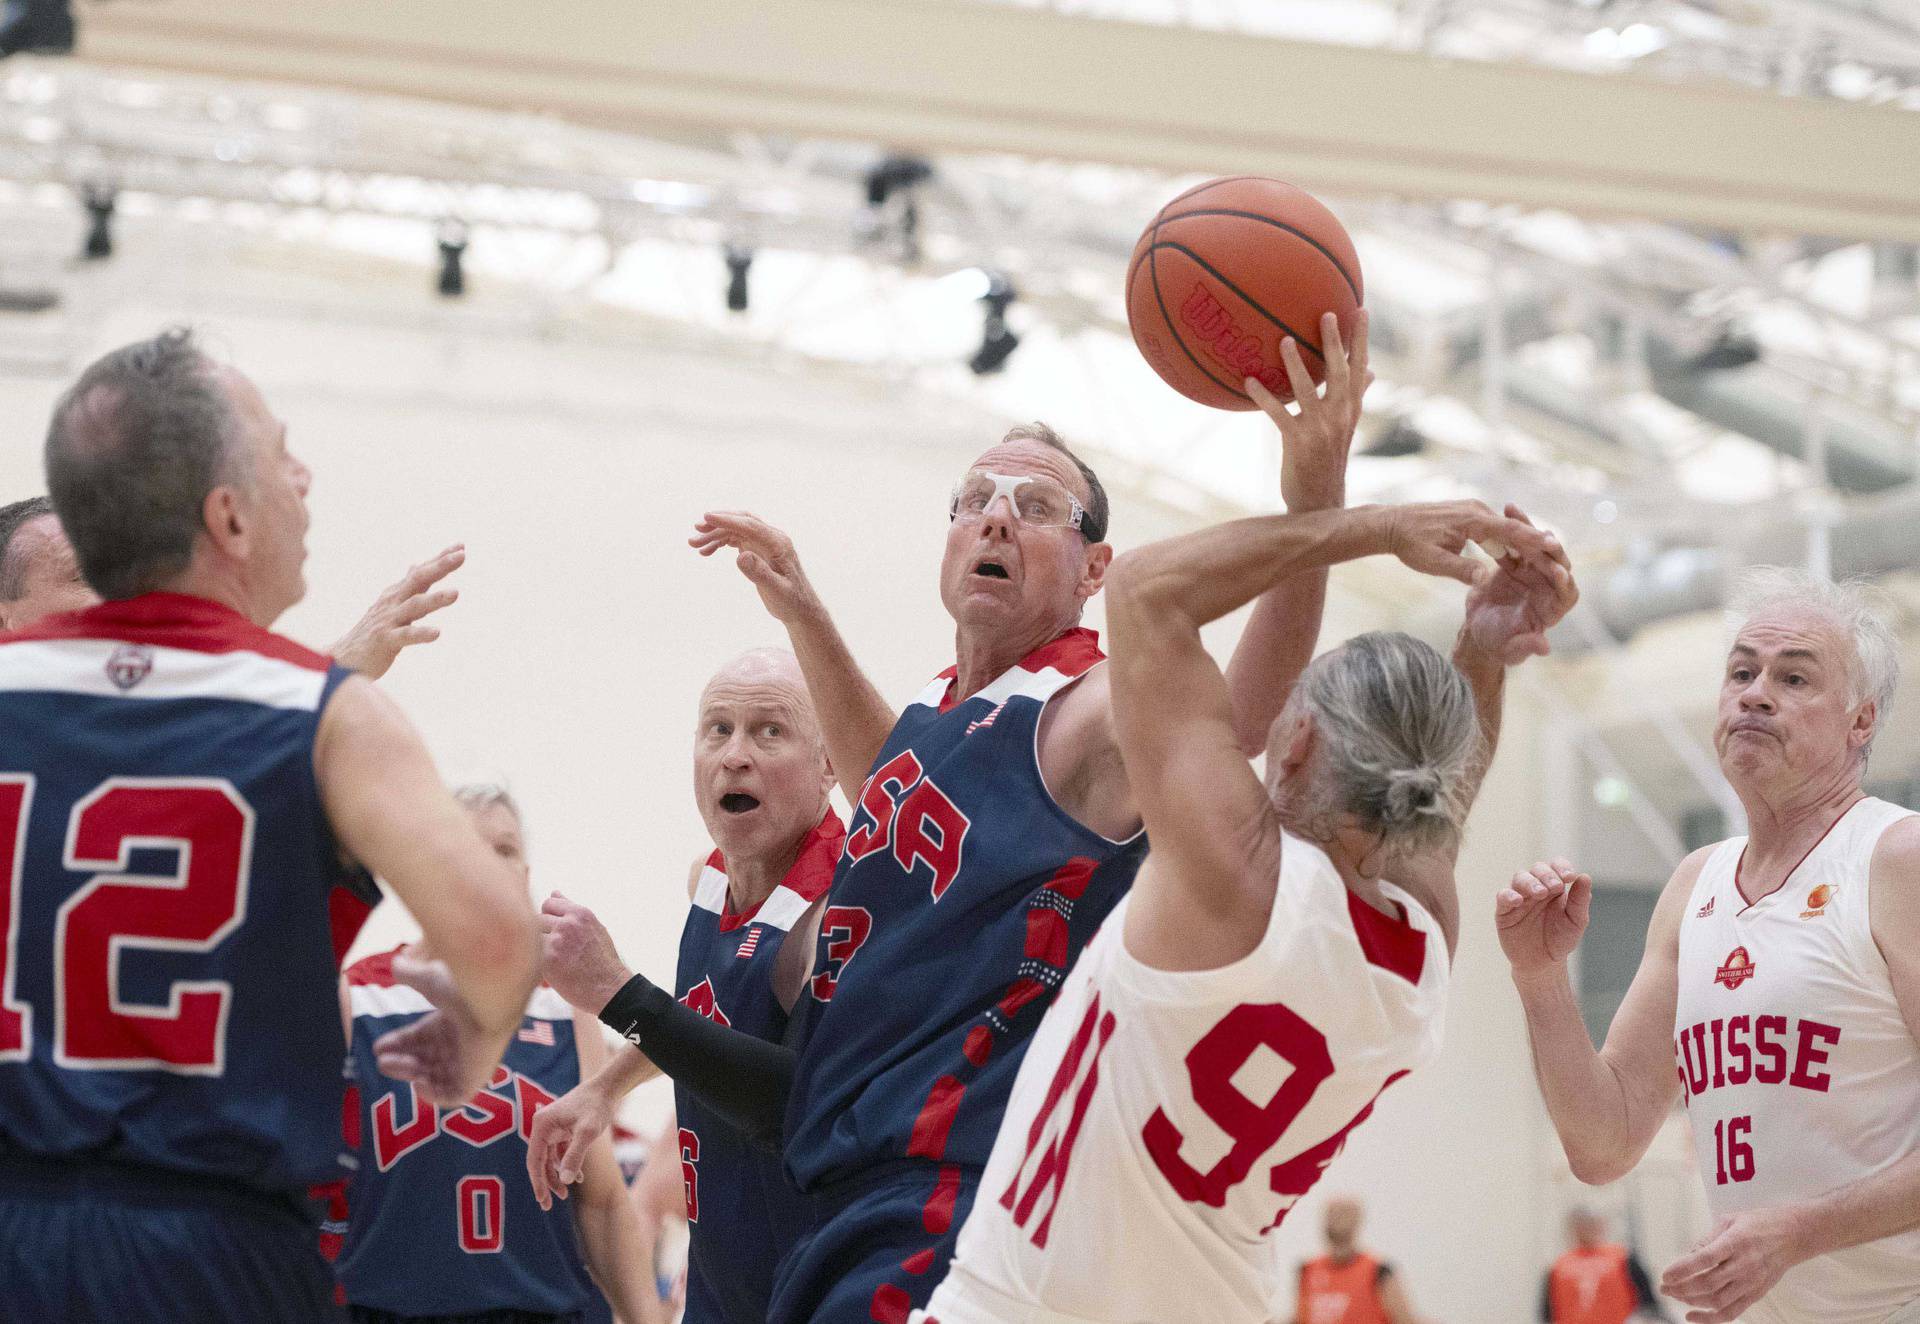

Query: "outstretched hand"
left=689, top=512, right=817, bottom=625
left=1661, top=1206, right=1807, bottom=1323
left=1381, top=500, right=1557, bottom=588
left=1462, top=506, right=1578, bottom=665
left=1494, top=858, right=1592, bottom=978
left=331, top=545, right=464, bottom=678
left=1246, top=309, right=1372, bottom=513
left=371, top=950, right=498, bottom=1108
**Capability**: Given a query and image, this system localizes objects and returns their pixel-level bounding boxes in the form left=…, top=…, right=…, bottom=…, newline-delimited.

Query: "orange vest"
left=1547, top=1244, right=1637, bottom=1324
left=1298, top=1253, right=1390, bottom=1324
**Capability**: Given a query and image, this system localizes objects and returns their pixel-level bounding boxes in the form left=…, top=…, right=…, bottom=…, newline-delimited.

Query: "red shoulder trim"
left=1020, top=626, right=1105, bottom=678
left=712, top=809, right=845, bottom=930
left=3, top=592, right=332, bottom=671
left=1347, top=890, right=1427, bottom=985
left=344, top=945, right=407, bottom=987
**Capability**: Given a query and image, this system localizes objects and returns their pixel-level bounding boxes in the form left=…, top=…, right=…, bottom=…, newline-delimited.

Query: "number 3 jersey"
left=332, top=947, right=601, bottom=1318
left=927, top=832, right=1448, bottom=1324
left=1674, top=796, right=1920, bottom=1324
left=0, top=593, right=374, bottom=1198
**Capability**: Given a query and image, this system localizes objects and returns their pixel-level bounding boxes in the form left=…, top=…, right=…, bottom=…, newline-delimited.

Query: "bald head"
left=694, top=648, right=832, bottom=866
left=0, top=503, right=95, bottom=630
left=1323, top=1196, right=1364, bottom=1254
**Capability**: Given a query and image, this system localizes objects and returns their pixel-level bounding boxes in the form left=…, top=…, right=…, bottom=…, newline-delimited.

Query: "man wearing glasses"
left=535, top=315, right=1373, bottom=1324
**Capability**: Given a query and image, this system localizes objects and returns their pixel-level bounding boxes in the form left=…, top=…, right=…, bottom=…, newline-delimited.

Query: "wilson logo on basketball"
left=105, top=643, right=153, bottom=691
left=1800, top=884, right=1838, bottom=919
left=1178, top=286, right=1286, bottom=395
left=1714, top=946, right=1757, bottom=990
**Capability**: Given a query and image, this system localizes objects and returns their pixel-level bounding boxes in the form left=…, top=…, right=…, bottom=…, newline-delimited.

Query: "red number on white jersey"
left=1714, top=1115, right=1756, bottom=1184
left=1143, top=1002, right=1335, bottom=1207
left=1001, top=990, right=1117, bottom=1248
left=456, top=1174, right=505, bottom=1253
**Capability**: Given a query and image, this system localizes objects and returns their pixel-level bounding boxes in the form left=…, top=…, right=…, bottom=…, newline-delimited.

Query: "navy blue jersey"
left=675, top=811, right=841, bottom=1324
left=334, top=948, right=599, bottom=1317
left=0, top=592, right=374, bottom=1198
left=785, top=629, right=1148, bottom=1191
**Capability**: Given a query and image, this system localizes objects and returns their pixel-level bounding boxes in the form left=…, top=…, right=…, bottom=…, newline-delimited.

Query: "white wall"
left=0, top=223, right=1701, bottom=1320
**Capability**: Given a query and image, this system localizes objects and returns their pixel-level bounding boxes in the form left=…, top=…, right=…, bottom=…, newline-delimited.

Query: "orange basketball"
left=1126, top=176, right=1363, bottom=411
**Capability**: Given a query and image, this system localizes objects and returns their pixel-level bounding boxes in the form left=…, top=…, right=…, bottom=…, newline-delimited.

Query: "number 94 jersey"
left=928, top=834, right=1448, bottom=1324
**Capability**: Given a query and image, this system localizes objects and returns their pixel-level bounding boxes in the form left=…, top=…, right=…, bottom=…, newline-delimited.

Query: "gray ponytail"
left=1289, top=632, right=1479, bottom=855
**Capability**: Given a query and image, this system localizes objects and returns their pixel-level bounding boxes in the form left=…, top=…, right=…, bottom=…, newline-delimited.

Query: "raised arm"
left=314, top=677, right=540, bottom=1104
left=1662, top=817, right=1920, bottom=1321
left=1497, top=854, right=1700, bottom=1186
left=691, top=513, right=895, bottom=800
left=328, top=544, right=464, bottom=679
left=1224, top=310, right=1370, bottom=755
left=1109, top=500, right=1553, bottom=971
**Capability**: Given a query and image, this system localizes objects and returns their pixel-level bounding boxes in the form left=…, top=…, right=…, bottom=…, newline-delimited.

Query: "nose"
left=1737, top=676, right=1774, bottom=714
left=720, top=730, right=754, bottom=770
left=291, top=454, right=312, bottom=497
left=979, top=493, right=1018, bottom=539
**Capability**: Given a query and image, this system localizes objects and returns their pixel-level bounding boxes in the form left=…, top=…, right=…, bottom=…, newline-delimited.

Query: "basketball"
left=1126, top=176, right=1364, bottom=411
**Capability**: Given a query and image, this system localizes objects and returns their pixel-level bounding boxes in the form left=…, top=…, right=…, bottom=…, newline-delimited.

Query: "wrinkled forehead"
left=1730, top=604, right=1853, bottom=669
left=966, top=441, right=1090, bottom=507
left=699, top=656, right=816, bottom=723
left=17, top=514, right=75, bottom=572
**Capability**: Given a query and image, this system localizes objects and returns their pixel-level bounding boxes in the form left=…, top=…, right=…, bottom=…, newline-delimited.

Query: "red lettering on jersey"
left=679, top=1126, right=701, bottom=1223
left=892, top=779, right=971, bottom=901
left=846, top=751, right=923, bottom=864
left=1677, top=1027, right=1707, bottom=1097
left=1709, top=1017, right=1726, bottom=1089
left=1789, top=1020, right=1840, bottom=1092
left=1144, top=1002, right=1335, bottom=1208
left=1724, top=1015, right=1752, bottom=1085
left=1753, top=1015, right=1789, bottom=1084
left=1003, top=991, right=1116, bottom=1249
left=514, top=1074, right=557, bottom=1141
left=1264, top=1070, right=1408, bottom=1233
left=444, top=1065, right=516, bottom=1147
left=373, top=1082, right=440, bottom=1170
left=809, top=906, right=873, bottom=1003
left=679, top=977, right=732, bottom=1027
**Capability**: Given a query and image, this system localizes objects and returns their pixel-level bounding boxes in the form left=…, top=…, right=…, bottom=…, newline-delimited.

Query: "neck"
left=952, top=613, right=1076, bottom=701
left=1316, top=819, right=1460, bottom=956
left=160, top=562, right=260, bottom=626
left=1735, top=764, right=1863, bottom=868
left=723, top=834, right=806, bottom=914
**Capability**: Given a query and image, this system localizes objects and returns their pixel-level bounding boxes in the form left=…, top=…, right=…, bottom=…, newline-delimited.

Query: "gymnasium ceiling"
left=3, top=0, right=1920, bottom=828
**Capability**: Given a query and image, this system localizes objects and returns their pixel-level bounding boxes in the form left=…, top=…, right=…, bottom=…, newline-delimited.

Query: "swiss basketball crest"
left=1714, top=946, right=1757, bottom=990
left=105, top=643, right=153, bottom=691
left=1801, top=884, right=1838, bottom=920
left=678, top=977, right=731, bottom=1027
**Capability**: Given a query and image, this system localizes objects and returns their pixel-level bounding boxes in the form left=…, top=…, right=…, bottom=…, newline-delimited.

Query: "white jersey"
left=1674, top=797, right=1920, bottom=1324
left=925, top=833, right=1448, bottom=1324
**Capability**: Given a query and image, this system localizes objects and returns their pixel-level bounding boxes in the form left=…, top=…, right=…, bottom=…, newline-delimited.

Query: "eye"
left=1728, top=667, right=1750, bottom=682
left=708, top=720, right=731, bottom=737
left=761, top=723, right=782, bottom=739
left=1786, top=674, right=1807, bottom=686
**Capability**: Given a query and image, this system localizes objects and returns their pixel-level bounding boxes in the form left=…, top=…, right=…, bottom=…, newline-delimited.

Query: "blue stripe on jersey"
left=335, top=950, right=597, bottom=1317
left=784, top=629, right=1147, bottom=1191
left=0, top=594, right=365, bottom=1197
left=674, top=812, right=840, bottom=1324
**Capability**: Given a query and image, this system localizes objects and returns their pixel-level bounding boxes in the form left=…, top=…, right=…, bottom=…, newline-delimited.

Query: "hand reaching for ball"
left=1246, top=309, right=1372, bottom=515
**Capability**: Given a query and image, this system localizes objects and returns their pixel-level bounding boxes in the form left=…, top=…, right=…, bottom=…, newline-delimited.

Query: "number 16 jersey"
left=927, top=833, right=1448, bottom=1324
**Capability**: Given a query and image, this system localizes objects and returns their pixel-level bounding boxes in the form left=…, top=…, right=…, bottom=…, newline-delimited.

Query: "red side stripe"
left=870, top=1284, right=912, bottom=1324
left=996, top=976, right=1049, bottom=1020
left=923, top=1163, right=962, bottom=1234
left=906, top=1075, right=965, bottom=1160
left=962, top=1026, right=993, bottom=1067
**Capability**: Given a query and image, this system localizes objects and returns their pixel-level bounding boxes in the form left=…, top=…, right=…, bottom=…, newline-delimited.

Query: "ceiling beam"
left=74, top=0, right=1920, bottom=241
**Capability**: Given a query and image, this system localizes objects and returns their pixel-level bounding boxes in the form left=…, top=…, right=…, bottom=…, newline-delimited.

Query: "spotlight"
left=724, top=245, right=753, bottom=314
left=80, top=183, right=115, bottom=262
left=969, top=273, right=1019, bottom=376
left=0, top=0, right=75, bottom=57
left=436, top=220, right=468, bottom=299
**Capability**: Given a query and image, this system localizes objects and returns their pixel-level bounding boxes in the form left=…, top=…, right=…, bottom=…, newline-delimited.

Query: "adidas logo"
left=1697, top=895, right=1716, bottom=919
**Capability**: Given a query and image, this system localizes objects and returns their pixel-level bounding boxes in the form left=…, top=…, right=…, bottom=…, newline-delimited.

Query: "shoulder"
left=1869, top=813, right=1920, bottom=932
left=1873, top=812, right=1920, bottom=873
left=1649, top=843, right=1719, bottom=938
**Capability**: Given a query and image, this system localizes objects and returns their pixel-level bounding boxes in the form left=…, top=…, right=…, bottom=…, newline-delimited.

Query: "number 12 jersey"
left=926, top=833, right=1448, bottom=1324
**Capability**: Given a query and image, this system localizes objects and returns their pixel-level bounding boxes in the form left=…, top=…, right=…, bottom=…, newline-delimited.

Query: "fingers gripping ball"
left=1127, top=176, right=1364, bottom=411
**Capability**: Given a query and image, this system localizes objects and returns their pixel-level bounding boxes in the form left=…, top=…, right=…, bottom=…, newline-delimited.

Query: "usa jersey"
left=785, top=629, right=1148, bottom=1191
left=928, top=833, right=1447, bottom=1324
left=0, top=592, right=374, bottom=1197
left=1675, top=797, right=1920, bottom=1324
left=675, top=811, right=842, bottom=1324
left=334, top=948, right=599, bottom=1316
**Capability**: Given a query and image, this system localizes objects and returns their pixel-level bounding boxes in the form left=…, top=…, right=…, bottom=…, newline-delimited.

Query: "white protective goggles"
left=949, top=470, right=1089, bottom=535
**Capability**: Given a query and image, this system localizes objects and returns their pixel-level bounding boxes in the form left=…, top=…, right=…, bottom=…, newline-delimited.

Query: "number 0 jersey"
left=1675, top=796, right=1920, bottom=1324
left=674, top=811, right=841, bottom=1324
left=333, top=948, right=601, bottom=1318
left=0, top=593, right=374, bottom=1198
left=784, top=629, right=1148, bottom=1192
left=927, top=833, right=1447, bottom=1324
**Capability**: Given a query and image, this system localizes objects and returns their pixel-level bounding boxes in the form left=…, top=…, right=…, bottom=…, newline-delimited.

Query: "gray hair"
left=1729, top=566, right=1899, bottom=763
left=44, top=327, right=247, bottom=601
left=454, top=783, right=524, bottom=832
left=1284, top=632, right=1481, bottom=855
left=0, top=496, right=55, bottom=601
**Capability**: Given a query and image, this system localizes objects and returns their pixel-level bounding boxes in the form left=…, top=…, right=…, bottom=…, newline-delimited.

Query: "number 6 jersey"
left=925, top=832, right=1447, bottom=1324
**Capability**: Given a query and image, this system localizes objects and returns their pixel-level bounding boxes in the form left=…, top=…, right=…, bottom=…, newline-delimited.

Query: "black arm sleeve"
left=1625, top=1254, right=1672, bottom=1321
left=598, top=973, right=794, bottom=1150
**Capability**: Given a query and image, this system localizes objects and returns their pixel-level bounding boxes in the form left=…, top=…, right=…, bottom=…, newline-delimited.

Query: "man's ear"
left=1079, top=541, right=1114, bottom=603
left=1850, top=699, right=1877, bottom=754
left=201, top=483, right=249, bottom=559
left=1279, top=712, right=1316, bottom=777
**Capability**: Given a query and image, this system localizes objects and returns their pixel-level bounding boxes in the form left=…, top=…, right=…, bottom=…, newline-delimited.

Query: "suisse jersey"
left=1296, top=1254, right=1391, bottom=1324
left=674, top=811, right=842, bottom=1324
left=1674, top=796, right=1920, bottom=1324
left=333, top=949, right=598, bottom=1317
left=0, top=593, right=374, bottom=1198
left=785, top=629, right=1148, bottom=1192
left=927, top=833, right=1447, bottom=1324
